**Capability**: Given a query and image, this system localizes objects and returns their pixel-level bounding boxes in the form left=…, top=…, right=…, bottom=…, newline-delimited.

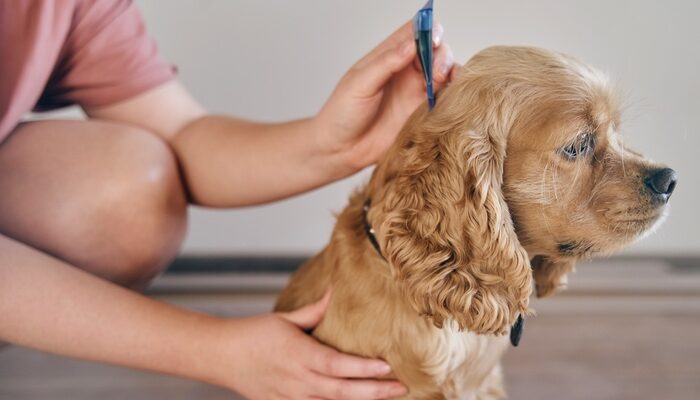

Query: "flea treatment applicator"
left=414, top=0, right=435, bottom=110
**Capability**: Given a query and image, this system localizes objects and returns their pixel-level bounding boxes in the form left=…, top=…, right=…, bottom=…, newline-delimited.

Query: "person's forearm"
left=0, top=234, right=224, bottom=386
left=171, top=115, right=353, bottom=207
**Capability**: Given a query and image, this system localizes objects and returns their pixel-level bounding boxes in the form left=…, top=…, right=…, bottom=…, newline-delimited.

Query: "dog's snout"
left=644, top=167, right=677, bottom=201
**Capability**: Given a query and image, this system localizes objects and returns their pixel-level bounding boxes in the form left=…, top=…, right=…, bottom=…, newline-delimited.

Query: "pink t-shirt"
left=0, top=0, right=176, bottom=141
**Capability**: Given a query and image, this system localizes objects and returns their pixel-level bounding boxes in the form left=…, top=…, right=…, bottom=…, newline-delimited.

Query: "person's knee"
left=0, top=121, right=188, bottom=289
left=88, top=127, right=188, bottom=289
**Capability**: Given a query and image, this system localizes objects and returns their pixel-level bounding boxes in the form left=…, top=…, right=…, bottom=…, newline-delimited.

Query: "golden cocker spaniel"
left=275, top=46, right=677, bottom=399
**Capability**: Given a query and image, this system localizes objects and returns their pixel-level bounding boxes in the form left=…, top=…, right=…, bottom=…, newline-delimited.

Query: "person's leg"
left=0, top=120, right=188, bottom=290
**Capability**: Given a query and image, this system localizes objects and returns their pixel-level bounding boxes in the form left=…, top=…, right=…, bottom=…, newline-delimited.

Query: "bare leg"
left=0, top=120, right=188, bottom=350
left=0, top=120, right=188, bottom=289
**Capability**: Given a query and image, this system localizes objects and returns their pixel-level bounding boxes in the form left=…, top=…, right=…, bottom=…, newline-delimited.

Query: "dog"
left=275, top=46, right=677, bottom=399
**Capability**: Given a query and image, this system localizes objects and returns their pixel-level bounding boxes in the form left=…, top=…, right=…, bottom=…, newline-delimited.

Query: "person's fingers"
left=348, top=40, right=416, bottom=99
left=408, top=42, right=454, bottom=94
left=432, top=42, right=454, bottom=84
left=357, top=20, right=444, bottom=70
left=355, top=21, right=412, bottom=69
left=449, top=63, right=462, bottom=82
left=314, top=375, right=407, bottom=400
left=308, top=344, right=392, bottom=379
left=432, top=22, right=444, bottom=48
left=279, top=288, right=332, bottom=329
left=410, top=21, right=446, bottom=73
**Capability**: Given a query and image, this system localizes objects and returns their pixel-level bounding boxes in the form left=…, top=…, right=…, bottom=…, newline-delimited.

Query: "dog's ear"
left=531, top=256, right=576, bottom=298
left=373, top=101, right=533, bottom=335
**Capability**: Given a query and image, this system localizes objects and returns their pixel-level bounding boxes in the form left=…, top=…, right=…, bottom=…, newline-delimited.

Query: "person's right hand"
left=208, top=290, right=408, bottom=400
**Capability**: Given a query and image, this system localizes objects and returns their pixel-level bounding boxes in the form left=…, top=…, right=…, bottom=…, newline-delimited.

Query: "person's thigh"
left=0, top=120, right=188, bottom=289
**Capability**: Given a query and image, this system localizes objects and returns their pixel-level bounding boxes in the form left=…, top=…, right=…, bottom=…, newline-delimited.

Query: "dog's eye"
left=562, top=133, right=595, bottom=160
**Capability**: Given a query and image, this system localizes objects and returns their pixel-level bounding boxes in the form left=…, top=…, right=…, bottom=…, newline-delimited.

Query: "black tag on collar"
left=510, top=315, right=525, bottom=347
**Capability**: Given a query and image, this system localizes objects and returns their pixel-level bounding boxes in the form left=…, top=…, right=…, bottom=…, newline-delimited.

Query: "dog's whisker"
left=552, top=160, right=560, bottom=201
left=619, top=136, right=627, bottom=177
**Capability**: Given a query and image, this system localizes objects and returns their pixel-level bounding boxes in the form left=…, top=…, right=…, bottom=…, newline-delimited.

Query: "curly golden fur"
left=275, top=46, right=674, bottom=399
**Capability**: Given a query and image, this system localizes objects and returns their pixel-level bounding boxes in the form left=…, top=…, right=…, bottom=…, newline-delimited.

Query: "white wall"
left=137, top=0, right=699, bottom=256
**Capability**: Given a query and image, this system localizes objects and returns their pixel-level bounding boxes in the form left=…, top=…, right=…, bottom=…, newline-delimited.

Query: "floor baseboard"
left=166, top=255, right=700, bottom=274
left=167, top=255, right=307, bottom=273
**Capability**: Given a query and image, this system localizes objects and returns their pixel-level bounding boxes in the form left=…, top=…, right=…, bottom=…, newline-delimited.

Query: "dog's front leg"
left=474, top=364, right=506, bottom=400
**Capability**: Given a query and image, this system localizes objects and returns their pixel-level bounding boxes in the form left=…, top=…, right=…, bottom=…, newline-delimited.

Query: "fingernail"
left=376, top=362, right=392, bottom=374
left=432, top=23, right=444, bottom=46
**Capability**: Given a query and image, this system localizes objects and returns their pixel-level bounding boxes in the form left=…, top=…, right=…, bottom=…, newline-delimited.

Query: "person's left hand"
left=314, top=20, right=456, bottom=174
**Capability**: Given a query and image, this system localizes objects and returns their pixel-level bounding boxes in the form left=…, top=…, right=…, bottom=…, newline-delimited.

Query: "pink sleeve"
left=37, top=0, right=176, bottom=110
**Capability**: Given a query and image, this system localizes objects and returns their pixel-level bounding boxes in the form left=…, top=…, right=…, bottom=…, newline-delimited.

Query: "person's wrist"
left=176, top=316, right=242, bottom=390
left=309, top=112, right=363, bottom=180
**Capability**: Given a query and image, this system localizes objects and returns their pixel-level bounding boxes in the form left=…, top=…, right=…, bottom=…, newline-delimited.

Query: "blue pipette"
left=414, top=0, right=434, bottom=110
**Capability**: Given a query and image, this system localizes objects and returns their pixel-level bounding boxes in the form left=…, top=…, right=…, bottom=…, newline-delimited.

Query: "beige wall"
left=136, top=0, right=699, bottom=256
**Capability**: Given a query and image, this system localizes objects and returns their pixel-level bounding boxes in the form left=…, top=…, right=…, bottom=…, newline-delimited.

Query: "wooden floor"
left=2, top=259, right=699, bottom=400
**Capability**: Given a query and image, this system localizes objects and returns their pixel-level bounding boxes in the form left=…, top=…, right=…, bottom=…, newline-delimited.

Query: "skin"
left=0, top=21, right=456, bottom=399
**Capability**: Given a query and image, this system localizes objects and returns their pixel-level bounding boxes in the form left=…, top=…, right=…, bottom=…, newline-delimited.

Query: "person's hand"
left=209, top=290, right=407, bottom=400
left=314, top=20, right=456, bottom=174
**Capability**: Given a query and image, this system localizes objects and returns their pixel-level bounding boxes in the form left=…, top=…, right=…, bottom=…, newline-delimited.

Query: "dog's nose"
left=644, top=168, right=677, bottom=201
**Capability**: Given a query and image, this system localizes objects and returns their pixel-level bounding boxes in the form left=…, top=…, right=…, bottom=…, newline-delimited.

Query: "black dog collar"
left=362, top=199, right=385, bottom=260
left=362, top=198, right=525, bottom=347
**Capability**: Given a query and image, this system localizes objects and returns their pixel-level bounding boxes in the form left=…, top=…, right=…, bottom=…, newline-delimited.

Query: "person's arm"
left=0, top=234, right=219, bottom=383
left=0, top=234, right=406, bottom=399
left=86, top=21, right=455, bottom=207
left=172, top=114, right=344, bottom=207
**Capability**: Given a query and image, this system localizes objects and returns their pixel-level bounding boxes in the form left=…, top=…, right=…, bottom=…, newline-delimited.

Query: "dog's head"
left=366, top=46, right=675, bottom=334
